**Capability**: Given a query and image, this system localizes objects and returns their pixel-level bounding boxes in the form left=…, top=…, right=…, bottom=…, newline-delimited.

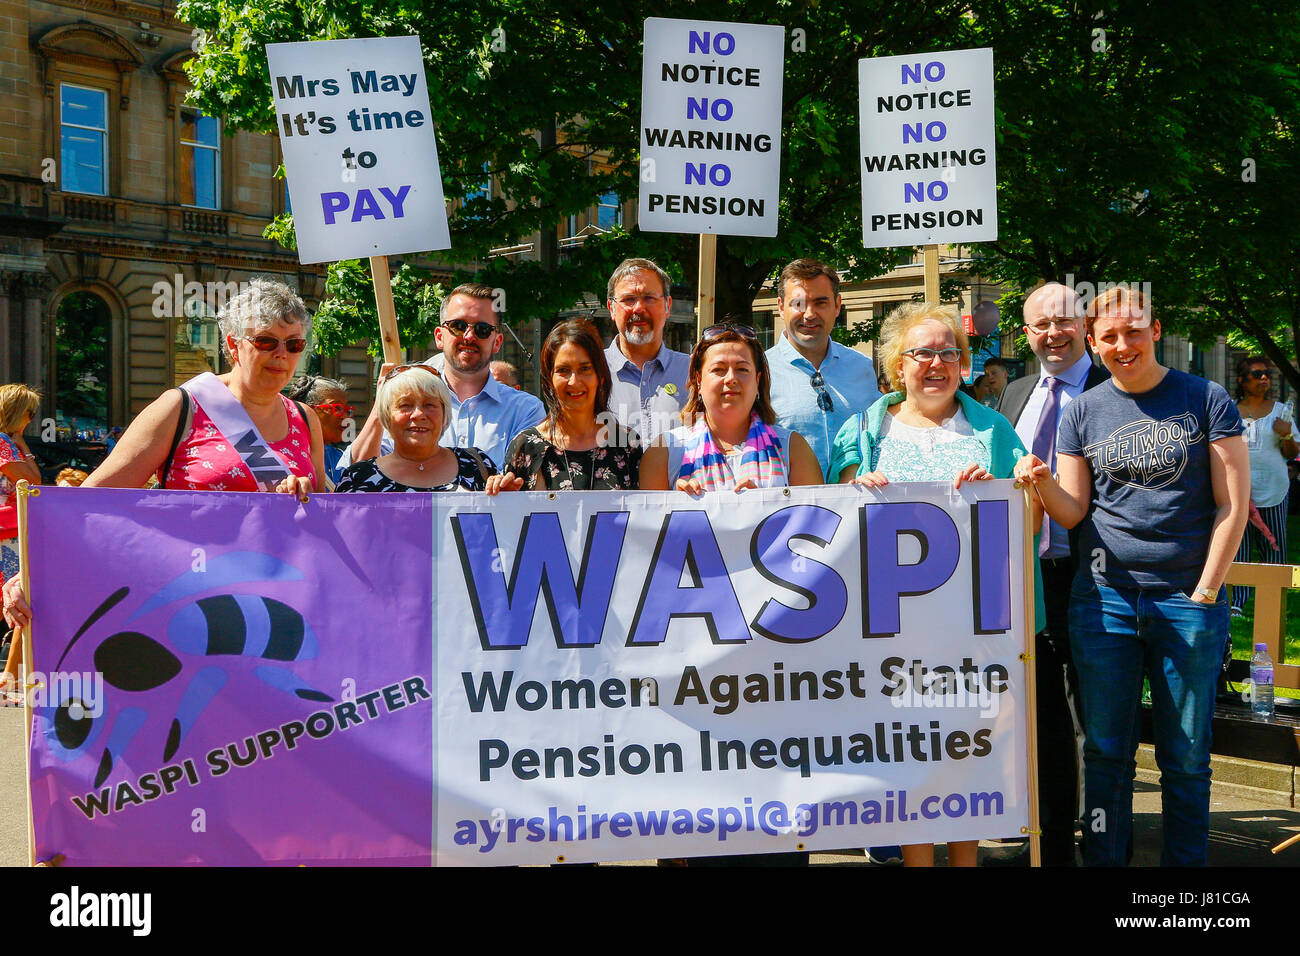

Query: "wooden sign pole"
left=369, top=255, right=404, bottom=365
left=1022, top=485, right=1043, bottom=868
left=696, top=233, right=717, bottom=338
left=923, top=243, right=940, bottom=303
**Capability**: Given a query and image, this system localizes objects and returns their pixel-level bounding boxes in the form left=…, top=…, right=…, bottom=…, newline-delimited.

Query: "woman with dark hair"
left=1231, top=355, right=1296, bottom=611
left=641, top=323, right=820, bottom=493
left=486, top=319, right=642, bottom=493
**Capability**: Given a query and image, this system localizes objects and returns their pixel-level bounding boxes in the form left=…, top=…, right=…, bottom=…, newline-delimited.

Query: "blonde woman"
left=831, top=302, right=1044, bottom=867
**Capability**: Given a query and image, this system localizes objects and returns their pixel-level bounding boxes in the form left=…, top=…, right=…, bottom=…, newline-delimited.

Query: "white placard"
left=859, top=48, right=997, bottom=248
left=433, top=481, right=1030, bottom=865
left=639, top=18, right=784, bottom=237
left=266, top=36, right=451, bottom=264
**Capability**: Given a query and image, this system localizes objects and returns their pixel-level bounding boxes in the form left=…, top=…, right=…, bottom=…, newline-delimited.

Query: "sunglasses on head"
left=442, top=319, right=498, bottom=339
left=243, top=334, right=308, bottom=354
left=380, top=363, right=441, bottom=384
left=701, top=324, right=758, bottom=343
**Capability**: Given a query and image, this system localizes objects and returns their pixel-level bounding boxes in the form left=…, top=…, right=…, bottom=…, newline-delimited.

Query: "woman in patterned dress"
left=335, top=365, right=494, bottom=493
left=486, top=319, right=642, bottom=494
left=830, top=302, right=1043, bottom=868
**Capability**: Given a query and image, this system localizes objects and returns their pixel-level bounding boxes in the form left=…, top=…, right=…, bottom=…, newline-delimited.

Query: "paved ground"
left=3, top=703, right=1297, bottom=867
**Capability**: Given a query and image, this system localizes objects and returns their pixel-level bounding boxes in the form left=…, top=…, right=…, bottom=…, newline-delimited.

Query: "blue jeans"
left=1069, top=578, right=1226, bottom=867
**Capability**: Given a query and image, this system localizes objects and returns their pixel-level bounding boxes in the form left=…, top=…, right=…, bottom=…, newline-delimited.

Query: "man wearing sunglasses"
left=342, top=283, right=543, bottom=471
left=765, top=259, right=880, bottom=480
left=992, top=281, right=1109, bottom=868
left=603, top=258, right=689, bottom=444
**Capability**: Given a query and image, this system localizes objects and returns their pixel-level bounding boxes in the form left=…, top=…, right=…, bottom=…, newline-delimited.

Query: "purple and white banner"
left=433, top=480, right=1030, bottom=864
left=26, top=481, right=1029, bottom=865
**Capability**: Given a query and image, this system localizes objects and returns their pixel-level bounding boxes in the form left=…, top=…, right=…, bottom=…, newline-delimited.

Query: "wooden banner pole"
left=1022, top=485, right=1042, bottom=868
left=16, top=480, right=35, bottom=866
left=696, top=233, right=717, bottom=338
left=923, top=243, right=940, bottom=303
left=369, top=255, right=404, bottom=366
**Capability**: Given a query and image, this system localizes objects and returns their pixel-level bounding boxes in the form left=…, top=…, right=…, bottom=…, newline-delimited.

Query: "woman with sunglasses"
left=830, top=302, right=1044, bottom=868
left=642, top=323, right=820, bottom=491
left=2, top=278, right=325, bottom=635
left=288, top=375, right=353, bottom=488
left=337, top=365, right=495, bottom=493
left=486, top=319, right=641, bottom=494
left=1230, top=356, right=1297, bottom=612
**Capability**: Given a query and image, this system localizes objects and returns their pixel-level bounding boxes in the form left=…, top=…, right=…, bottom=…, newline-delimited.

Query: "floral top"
left=0, top=433, right=23, bottom=538
left=335, top=447, right=495, bottom=493
left=160, top=393, right=317, bottom=491
left=504, top=424, right=643, bottom=491
left=873, top=407, right=991, bottom=480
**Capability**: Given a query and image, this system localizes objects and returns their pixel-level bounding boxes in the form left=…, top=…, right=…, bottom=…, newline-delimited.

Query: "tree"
left=179, top=0, right=973, bottom=349
left=964, top=0, right=1300, bottom=390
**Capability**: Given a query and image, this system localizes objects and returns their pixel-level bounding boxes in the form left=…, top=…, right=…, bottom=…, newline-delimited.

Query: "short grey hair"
left=218, top=276, right=310, bottom=360
left=375, top=365, right=454, bottom=436
left=606, top=258, right=671, bottom=301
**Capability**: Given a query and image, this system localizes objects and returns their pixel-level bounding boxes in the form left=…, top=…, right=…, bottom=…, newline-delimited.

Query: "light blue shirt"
left=604, top=338, right=690, bottom=444
left=766, top=334, right=881, bottom=481
left=340, top=366, right=544, bottom=473
left=1012, top=352, right=1095, bottom=559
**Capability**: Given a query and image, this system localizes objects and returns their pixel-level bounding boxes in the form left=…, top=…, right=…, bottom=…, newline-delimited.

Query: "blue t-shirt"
left=1057, top=368, right=1244, bottom=590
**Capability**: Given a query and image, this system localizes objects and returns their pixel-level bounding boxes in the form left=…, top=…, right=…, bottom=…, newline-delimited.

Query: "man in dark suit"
left=997, top=282, right=1109, bottom=866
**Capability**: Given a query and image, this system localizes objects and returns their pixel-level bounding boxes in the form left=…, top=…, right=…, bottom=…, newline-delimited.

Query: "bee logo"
left=39, top=551, right=332, bottom=787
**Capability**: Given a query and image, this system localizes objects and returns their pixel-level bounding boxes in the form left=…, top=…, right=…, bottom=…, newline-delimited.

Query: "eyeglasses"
left=903, top=347, right=963, bottom=365
left=810, top=370, right=833, bottom=412
left=613, top=294, right=664, bottom=309
left=701, top=324, right=758, bottom=343
left=243, top=334, right=308, bottom=354
left=1246, top=369, right=1272, bottom=379
left=380, top=363, right=441, bottom=384
left=441, top=319, right=498, bottom=339
left=1027, top=318, right=1078, bottom=334
left=312, top=402, right=355, bottom=416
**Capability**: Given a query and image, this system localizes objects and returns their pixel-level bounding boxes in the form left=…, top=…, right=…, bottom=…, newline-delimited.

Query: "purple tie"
left=1032, top=376, right=1063, bottom=556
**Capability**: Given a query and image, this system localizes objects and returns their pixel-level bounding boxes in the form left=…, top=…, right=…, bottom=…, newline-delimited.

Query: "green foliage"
left=178, top=0, right=972, bottom=351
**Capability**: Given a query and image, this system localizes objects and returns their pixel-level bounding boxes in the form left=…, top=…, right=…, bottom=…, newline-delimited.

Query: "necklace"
left=551, top=421, right=594, bottom=490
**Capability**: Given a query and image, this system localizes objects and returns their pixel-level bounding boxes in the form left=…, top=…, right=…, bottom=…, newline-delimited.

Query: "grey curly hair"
left=217, top=277, right=310, bottom=360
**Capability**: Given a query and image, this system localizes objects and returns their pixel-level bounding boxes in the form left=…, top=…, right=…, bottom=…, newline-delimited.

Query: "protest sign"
left=24, top=482, right=1031, bottom=865
left=266, top=35, right=450, bottom=265
left=859, top=48, right=997, bottom=249
left=639, top=18, right=785, bottom=238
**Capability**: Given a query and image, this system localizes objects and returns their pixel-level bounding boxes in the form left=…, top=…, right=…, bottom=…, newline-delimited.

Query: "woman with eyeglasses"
left=1230, top=356, right=1297, bottom=611
left=336, top=365, right=495, bottom=493
left=641, top=323, right=820, bottom=492
left=830, top=301, right=1044, bottom=868
left=486, top=319, right=642, bottom=494
left=288, top=375, right=353, bottom=488
left=1, top=278, right=325, bottom=635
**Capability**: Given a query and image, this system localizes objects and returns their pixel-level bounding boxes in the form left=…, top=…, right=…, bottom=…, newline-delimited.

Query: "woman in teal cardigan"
left=831, top=302, right=1045, bottom=867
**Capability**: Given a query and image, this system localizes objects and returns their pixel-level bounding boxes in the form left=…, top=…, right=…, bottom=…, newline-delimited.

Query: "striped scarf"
left=677, top=413, right=787, bottom=490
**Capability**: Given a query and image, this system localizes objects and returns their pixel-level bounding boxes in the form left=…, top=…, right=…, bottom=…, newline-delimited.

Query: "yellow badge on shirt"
left=664, top=384, right=677, bottom=396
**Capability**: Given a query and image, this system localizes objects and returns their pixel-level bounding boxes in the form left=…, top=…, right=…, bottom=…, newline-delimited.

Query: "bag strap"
left=159, top=388, right=192, bottom=490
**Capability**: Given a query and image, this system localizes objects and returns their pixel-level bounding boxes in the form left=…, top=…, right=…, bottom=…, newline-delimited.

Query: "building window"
left=60, top=84, right=108, bottom=195
left=596, top=190, right=622, bottom=230
left=180, top=108, right=221, bottom=208
left=461, top=163, right=492, bottom=217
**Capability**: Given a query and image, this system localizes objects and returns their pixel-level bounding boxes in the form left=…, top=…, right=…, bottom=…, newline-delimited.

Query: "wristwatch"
left=1193, top=587, right=1218, bottom=602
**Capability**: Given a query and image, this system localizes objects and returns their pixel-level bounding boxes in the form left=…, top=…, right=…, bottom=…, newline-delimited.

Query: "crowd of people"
left=1, top=258, right=1294, bottom=868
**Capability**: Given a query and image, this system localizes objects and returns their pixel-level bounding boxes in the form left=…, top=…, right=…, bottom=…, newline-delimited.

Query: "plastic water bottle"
left=1250, top=643, right=1274, bottom=719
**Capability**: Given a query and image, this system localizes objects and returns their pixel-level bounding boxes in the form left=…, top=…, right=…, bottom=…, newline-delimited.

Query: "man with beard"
left=342, top=283, right=544, bottom=470
left=603, top=258, right=689, bottom=444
